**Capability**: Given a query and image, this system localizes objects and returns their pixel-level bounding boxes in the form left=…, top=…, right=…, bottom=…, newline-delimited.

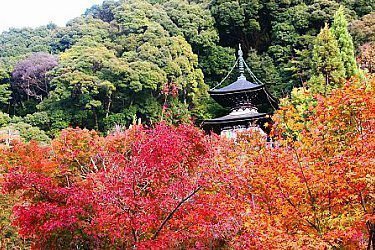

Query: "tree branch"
left=152, top=186, right=201, bottom=240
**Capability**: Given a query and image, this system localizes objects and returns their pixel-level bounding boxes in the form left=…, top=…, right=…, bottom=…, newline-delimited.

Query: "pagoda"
left=203, top=45, right=278, bottom=136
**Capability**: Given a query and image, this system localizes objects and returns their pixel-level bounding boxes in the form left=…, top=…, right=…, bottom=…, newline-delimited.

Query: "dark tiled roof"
left=209, top=76, right=263, bottom=94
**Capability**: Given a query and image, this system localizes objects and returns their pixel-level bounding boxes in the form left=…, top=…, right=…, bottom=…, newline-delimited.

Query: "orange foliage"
left=223, top=78, right=374, bottom=248
left=0, top=79, right=374, bottom=249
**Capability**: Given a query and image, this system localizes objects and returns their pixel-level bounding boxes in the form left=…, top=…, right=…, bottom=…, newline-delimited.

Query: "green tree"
left=0, top=122, right=50, bottom=144
left=0, top=26, right=56, bottom=58
left=110, top=0, right=208, bottom=123
left=210, top=0, right=263, bottom=51
left=51, top=16, right=112, bottom=53
left=309, top=24, right=345, bottom=94
left=198, top=45, right=235, bottom=87
left=0, top=0, right=374, bottom=132
left=245, top=49, right=283, bottom=96
left=0, top=112, right=11, bottom=127
left=343, top=0, right=374, bottom=16
left=37, top=0, right=208, bottom=133
left=157, top=0, right=234, bottom=87
left=38, top=41, right=120, bottom=131
left=0, top=67, right=11, bottom=110
left=160, top=0, right=218, bottom=50
left=331, top=6, right=358, bottom=77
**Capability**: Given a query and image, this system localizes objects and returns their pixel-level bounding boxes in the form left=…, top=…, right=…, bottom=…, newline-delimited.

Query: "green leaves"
left=331, top=6, right=359, bottom=77
left=310, top=24, right=345, bottom=94
left=0, top=26, right=55, bottom=58
left=33, top=0, right=209, bottom=131
left=0, top=83, right=11, bottom=107
left=0, top=0, right=373, bottom=133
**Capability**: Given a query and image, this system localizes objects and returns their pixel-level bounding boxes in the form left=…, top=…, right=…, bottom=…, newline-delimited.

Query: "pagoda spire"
left=238, top=44, right=245, bottom=79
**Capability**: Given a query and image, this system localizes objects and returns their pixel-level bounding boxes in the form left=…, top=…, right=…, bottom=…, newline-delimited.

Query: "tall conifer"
left=331, top=6, right=358, bottom=77
left=310, top=24, right=345, bottom=95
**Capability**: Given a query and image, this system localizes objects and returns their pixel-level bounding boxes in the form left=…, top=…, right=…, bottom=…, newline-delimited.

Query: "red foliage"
left=2, top=124, right=236, bottom=249
left=1, top=79, right=374, bottom=249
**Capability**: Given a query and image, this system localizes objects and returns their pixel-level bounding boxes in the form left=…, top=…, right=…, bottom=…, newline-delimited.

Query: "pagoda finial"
left=238, top=44, right=245, bottom=79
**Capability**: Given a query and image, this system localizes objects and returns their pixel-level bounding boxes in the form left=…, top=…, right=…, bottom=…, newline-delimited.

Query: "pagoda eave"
left=202, top=112, right=272, bottom=135
left=208, top=85, right=264, bottom=95
left=209, top=88, right=278, bottom=110
left=203, top=112, right=269, bottom=125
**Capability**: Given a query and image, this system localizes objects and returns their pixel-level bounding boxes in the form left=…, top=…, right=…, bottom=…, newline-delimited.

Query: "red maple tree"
left=1, top=79, right=374, bottom=249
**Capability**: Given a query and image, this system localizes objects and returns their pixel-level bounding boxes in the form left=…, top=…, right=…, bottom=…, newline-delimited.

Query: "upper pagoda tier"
left=208, top=45, right=278, bottom=111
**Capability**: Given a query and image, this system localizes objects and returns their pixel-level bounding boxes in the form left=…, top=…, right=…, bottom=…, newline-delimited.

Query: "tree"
left=157, top=0, right=235, bottom=87
left=273, top=87, right=316, bottom=141
left=111, top=0, right=208, bottom=118
left=358, top=42, right=375, bottom=74
left=1, top=78, right=374, bottom=248
left=0, top=112, right=11, bottom=128
left=0, top=26, right=56, bottom=58
left=11, top=52, right=58, bottom=102
left=245, top=49, right=283, bottom=96
left=227, top=77, right=375, bottom=248
left=50, top=16, right=112, bottom=53
left=349, top=0, right=375, bottom=17
left=0, top=84, right=11, bottom=108
left=38, top=0, right=209, bottom=132
left=0, top=0, right=374, bottom=126
left=1, top=124, right=234, bottom=248
left=350, top=12, right=375, bottom=45
left=39, top=42, right=120, bottom=131
left=159, top=0, right=218, bottom=51
left=0, top=193, right=29, bottom=249
left=209, top=0, right=263, bottom=51
left=0, top=122, right=50, bottom=145
left=0, top=67, right=11, bottom=110
left=331, top=6, right=358, bottom=78
left=309, top=24, right=345, bottom=94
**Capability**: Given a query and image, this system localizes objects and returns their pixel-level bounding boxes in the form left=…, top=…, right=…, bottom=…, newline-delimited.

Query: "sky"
left=0, top=0, right=105, bottom=32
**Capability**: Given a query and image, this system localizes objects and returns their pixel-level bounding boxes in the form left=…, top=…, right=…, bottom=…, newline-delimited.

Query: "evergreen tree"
left=331, top=6, right=358, bottom=78
left=309, top=24, right=345, bottom=95
left=0, top=67, right=11, bottom=109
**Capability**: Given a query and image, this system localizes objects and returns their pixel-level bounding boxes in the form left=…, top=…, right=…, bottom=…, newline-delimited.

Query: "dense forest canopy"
left=0, top=0, right=373, bottom=137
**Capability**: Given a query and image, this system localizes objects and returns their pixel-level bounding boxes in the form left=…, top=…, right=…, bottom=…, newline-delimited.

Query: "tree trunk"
left=106, top=94, right=112, bottom=118
left=94, top=111, right=99, bottom=131
left=367, top=221, right=375, bottom=250
left=324, top=73, right=329, bottom=96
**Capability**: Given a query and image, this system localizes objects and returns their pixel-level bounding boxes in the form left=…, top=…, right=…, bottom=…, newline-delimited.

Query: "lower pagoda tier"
left=202, top=108, right=272, bottom=135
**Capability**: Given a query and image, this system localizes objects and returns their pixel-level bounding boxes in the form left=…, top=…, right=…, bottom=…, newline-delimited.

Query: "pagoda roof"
left=208, top=75, right=263, bottom=95
left=203, top=110, right=268, bottom=125
left=208, top=80, right=278, bottom=110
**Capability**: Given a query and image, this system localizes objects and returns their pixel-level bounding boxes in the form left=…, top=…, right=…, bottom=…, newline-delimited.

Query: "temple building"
left=203, top=45, right=278, bottom=137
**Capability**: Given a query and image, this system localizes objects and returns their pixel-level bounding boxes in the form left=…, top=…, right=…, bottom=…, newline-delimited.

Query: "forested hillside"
left=0, top=0, right=374, bottom=138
